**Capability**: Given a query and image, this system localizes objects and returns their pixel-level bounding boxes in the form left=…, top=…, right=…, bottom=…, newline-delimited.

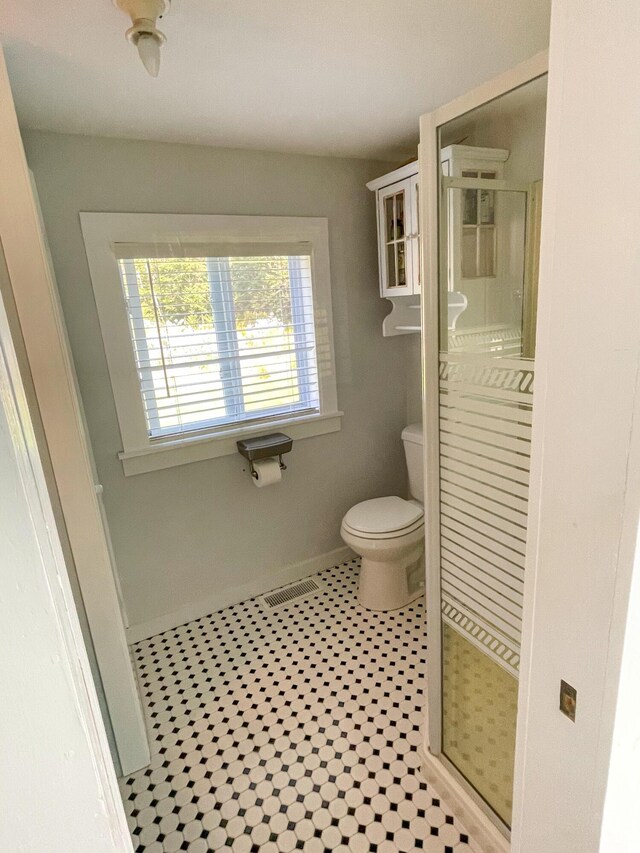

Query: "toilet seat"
left=342, top=497, right=424, bottom=539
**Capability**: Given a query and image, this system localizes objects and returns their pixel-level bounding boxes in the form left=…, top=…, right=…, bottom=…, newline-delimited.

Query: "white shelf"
left=382, top=296, right=421, bottom=337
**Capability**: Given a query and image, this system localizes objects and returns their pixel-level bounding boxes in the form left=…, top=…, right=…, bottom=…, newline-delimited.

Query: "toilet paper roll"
left=252, top=457, right=282, bottom=488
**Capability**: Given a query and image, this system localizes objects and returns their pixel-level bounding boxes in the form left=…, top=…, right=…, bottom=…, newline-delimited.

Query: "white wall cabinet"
left=368, top=162, right=420, bottom=298
left=367, top=162, right=420, bottom=336
left=440, top=145, right=509, bottom=296
left=368, top=150, right=513, bottom=337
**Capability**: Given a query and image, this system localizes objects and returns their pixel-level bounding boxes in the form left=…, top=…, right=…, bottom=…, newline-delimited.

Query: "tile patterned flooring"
left=442, top=624, right=517, bottom=827
left=120, top=558, right=476, bottom=852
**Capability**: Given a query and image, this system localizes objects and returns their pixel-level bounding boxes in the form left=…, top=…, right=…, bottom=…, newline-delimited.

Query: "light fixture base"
left=114, top=0, right=169, bottom=24
left=125, top=19, right=167, bottom=47
left=114, top=0, right=170, bottom=77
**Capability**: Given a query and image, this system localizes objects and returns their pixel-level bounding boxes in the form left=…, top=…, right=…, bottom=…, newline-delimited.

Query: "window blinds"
left=116, top=246, right=319, bottom=439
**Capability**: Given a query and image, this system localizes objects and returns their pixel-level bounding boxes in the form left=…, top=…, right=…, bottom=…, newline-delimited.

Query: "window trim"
left=80, top=213, right=342, bottom=475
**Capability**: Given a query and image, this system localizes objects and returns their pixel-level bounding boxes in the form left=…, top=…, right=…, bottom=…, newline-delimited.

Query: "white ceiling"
left=0, top=0, right=550, bottom=160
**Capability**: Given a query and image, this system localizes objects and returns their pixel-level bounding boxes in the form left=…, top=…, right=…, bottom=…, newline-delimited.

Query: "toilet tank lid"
left=401, top=422, right=423, bottom=445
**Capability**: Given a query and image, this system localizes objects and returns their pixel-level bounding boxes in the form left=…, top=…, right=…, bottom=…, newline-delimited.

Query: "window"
left=117, top=248, right=318, bottom=438
left=81, top=214, right=341, bottom=475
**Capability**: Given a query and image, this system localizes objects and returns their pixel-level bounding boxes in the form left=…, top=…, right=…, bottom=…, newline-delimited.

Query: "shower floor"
left=120, top=558, right=475, bottom=852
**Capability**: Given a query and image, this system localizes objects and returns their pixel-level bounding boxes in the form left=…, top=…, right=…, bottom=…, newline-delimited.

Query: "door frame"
left=0, top=250, right=132, bottom=850
left=0, top=46, right=149, bottom=775
left=417, top=49, right=548, bottom=831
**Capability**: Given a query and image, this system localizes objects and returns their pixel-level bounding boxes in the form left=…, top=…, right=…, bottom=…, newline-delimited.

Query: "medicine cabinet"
left=367, top=162, right=420, bottom=336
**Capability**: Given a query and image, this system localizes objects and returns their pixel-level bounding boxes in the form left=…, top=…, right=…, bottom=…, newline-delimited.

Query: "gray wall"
left=23, top=130, right=413, bottom=629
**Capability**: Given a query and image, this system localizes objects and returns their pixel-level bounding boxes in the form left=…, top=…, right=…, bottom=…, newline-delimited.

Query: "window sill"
left=118, top=411, right=343, bottom=476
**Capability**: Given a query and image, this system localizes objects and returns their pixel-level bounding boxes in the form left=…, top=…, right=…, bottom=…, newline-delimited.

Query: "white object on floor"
left=340, top=422, right=425, bottom=610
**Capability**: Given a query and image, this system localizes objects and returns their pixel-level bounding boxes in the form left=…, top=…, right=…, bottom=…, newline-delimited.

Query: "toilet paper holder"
left=236, top=432, right=293, bottom=480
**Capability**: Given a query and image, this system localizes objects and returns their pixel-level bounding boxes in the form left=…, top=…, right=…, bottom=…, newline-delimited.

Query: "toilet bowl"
left=341, top=496, right=424, bottom=610
left=340, top=424, right=425, bottom=611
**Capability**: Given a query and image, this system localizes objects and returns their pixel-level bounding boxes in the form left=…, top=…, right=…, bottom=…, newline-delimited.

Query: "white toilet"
left=341, top=423, right=424, bottom=611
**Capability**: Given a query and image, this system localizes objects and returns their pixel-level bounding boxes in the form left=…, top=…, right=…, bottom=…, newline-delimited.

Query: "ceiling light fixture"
left=114, top=0, right=170, bottom=78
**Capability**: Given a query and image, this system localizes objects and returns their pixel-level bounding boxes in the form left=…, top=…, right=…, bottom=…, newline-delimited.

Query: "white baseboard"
left=126, top=546, right=355, bottom=644
left=419, top=746, right=510, bottom=853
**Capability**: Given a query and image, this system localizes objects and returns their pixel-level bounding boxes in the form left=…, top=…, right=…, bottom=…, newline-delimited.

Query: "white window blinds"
left=115, top=244, right=319, bottom=439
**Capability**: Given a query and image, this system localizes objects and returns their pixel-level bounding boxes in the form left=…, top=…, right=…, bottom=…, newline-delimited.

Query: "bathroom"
left=29, top=76, right=545, bottom=849
left=4, top=3, right=639, bottom=853
left=4, top=8, right=546, bottom=850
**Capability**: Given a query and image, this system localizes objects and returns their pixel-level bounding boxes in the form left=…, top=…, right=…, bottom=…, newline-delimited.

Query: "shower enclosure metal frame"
left=418, top=50, right=548, bottom=836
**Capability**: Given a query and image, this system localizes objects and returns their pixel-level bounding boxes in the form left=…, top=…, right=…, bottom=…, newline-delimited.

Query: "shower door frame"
left=418, top=50, right=548, bottom=832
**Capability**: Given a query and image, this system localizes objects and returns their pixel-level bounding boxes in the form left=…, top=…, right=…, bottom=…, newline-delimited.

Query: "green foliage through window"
left=134, top=256, right=294, bottom=330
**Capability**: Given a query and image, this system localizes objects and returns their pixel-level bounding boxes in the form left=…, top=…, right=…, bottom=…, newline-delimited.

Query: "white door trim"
left=0, top=259, right=132, bottom=850
left=0, top=45, right=149, bottom=775
left=510, top=3, right=640, bottom=849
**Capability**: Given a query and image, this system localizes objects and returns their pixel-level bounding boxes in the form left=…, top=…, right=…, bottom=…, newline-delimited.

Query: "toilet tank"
left=402, top=422, right=424, bottom=503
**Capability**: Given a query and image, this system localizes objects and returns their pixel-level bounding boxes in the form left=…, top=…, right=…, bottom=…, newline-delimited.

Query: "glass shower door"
left=438, top=178, right=533, bottom=828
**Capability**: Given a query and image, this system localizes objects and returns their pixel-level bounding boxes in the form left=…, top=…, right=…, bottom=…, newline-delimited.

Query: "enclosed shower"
left=422, top=73, right=548, bottom=834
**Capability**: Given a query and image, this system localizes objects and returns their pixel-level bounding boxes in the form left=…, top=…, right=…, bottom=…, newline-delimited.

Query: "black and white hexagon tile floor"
left=120, top=558, right=476, bottom=852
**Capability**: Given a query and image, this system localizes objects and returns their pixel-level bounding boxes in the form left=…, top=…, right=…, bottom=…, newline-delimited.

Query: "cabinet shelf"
left=381, top=296, right=421, bottom=337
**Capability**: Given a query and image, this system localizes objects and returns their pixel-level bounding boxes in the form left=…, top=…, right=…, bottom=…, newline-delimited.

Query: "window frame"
left=116, top=245, right=320, bottom=439
left=80, top=213, right=341, bottom=476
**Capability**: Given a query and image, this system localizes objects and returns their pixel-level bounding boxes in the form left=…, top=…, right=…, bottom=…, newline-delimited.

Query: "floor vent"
left=259, top=578, right=323, bottom=612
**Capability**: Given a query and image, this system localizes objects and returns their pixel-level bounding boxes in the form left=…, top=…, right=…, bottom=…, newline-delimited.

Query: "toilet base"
left=358, top=548, right=424, bottom=611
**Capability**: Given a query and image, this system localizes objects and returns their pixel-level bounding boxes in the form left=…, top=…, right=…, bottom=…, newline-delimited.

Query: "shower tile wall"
left=119, top=560, right=477, bottom=852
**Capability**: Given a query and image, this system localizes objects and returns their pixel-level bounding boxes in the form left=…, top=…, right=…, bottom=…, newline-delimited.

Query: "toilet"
left=341, top=423, right=424, bottom=611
